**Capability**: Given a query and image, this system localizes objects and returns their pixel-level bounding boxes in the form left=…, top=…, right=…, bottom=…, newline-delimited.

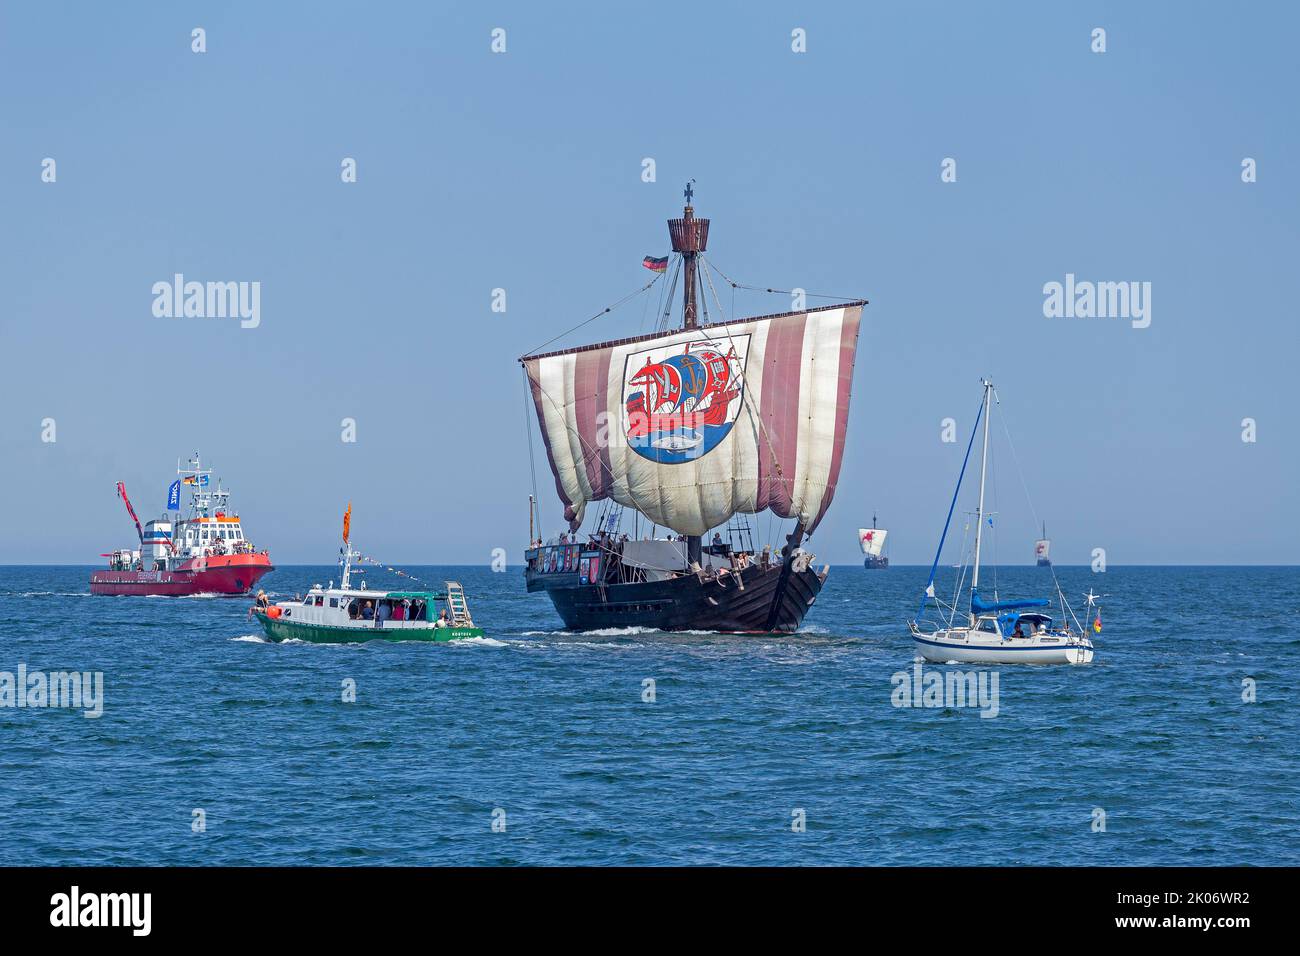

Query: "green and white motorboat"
left=251, top=506, right=484, bottom=644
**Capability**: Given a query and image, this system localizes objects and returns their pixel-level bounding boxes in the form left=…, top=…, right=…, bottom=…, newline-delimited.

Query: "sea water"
left=1, top=564, right=1295, bottom=865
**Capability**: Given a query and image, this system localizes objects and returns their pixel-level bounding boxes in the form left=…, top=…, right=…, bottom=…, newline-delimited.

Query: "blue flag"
left=167, top=480, right=181, bottom=510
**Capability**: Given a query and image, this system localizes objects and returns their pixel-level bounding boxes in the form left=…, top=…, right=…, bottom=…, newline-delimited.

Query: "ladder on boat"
left=444, top=581, right=474, bottom=627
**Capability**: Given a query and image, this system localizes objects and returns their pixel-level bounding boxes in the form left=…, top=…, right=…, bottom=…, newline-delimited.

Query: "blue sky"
left=2, top=1, right=1296, bottom=565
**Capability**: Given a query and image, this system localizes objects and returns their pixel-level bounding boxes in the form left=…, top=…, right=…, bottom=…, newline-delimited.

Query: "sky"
left=1, top=1, right=1296, bottom=566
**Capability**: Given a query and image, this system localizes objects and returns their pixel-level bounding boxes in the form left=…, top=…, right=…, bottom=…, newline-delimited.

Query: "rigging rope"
left=702, top=256, right=729, bottom=323
left=995, top=389, right=1074, bottom=621
left=522, top=274, right=662, bottom=358
left=917, top=393, right=986, bottom=622
left=522, top=368, right=542, bottom=537
left=703, top=257, right=867, bottom=305
left=656, top=256, right=682, bottom=333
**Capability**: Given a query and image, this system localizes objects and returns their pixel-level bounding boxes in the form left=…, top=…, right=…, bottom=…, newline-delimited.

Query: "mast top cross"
left=684, top=180, right=694, bottom=207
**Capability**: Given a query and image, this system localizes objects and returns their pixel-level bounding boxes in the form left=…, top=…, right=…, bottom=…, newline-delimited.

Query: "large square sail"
left=521, top=302, right=863, bottom=536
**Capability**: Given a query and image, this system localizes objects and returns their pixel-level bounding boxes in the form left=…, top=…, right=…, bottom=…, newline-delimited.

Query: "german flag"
left=642, top=255, right=669, bottom=273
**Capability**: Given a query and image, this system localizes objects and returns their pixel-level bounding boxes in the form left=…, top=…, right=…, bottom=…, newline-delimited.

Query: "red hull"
left=90, top=553, right=273, bottom=596
left=624, top=392, right=736, bottom=436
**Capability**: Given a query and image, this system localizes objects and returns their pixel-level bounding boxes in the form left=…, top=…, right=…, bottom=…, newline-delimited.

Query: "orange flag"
left=343, top=502, right=352, bottom=545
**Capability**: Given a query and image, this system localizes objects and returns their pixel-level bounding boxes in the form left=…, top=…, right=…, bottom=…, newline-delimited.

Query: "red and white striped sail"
left=522, top=303, right=863, bottom=536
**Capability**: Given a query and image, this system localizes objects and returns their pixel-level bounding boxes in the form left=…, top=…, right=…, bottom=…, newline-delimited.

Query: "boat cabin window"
left=978, top=619, right=998, bottom=633
left=314, top=596, right=323, bottom=606
left=329, top=598, right=338, bottom=608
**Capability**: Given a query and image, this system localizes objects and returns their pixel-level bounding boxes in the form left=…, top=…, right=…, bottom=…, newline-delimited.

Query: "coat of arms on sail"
left=621, top=334, right=750, bottom=465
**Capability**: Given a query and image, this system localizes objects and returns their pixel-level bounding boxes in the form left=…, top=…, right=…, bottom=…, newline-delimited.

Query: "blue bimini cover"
left=971, top=590, right=1049, bottom=615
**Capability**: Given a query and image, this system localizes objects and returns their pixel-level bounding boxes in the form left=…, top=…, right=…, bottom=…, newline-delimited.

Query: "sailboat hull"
left=527, top=560, right=825, bottom=633
left=911, top=628, right=1094, bottom=665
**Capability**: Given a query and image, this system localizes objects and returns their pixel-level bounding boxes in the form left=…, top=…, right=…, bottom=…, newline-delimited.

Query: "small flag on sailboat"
left=642, top=255, right=669, bottom=273
left=1093, top=613, right=1102, bottom=634
left=343, top=502, right=352, bottom=546
left=925, top=583, right=936, bottom=598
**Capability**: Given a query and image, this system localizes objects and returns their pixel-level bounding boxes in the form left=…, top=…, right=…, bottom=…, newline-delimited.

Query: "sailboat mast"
left=672, top=181, right=707, bottom=331
left=669, top=182, right=711, bottom=564
left=970, top=379, right=993, bottom=596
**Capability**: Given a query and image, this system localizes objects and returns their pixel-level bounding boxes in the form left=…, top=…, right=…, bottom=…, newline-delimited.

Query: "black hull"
left=526, top=561, right=825, bottom=633
left=1036, top=559, right=1052, bottom=567
left=863, top=556, right=889, bottom=569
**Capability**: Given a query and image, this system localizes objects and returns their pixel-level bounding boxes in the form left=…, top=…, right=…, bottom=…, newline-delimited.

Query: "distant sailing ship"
left=1035, top=522, right=1052, bottom=566
left=520, top=185, right=865, bottom=633
left=858, top=514, right=889, bottom=569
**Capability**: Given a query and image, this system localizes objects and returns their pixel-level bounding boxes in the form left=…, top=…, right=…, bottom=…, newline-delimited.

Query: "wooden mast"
left=668, top=182, right=710, bottom=566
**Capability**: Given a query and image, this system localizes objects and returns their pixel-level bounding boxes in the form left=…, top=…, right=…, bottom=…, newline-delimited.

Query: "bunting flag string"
left=350, top=553, right=424, bottom=583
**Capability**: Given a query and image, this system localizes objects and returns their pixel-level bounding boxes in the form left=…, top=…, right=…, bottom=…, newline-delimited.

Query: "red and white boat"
left=90, top=453, right=273, bottom=596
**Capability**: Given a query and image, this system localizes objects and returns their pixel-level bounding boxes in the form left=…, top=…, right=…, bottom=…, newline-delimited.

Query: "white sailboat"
left=908, top=379, right=1095, bottom=665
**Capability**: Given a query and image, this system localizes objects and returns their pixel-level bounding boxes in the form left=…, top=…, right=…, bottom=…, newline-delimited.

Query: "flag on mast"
left=343, top=502, right=352, bottom=546
left=642, top=255, right=669, bottom=273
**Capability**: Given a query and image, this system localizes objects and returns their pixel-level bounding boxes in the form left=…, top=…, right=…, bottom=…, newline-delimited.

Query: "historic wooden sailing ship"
left=520, top=187, right=865, bottom=633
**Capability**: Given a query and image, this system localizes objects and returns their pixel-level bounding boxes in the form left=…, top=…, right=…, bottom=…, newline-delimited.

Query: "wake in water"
left=518, top=626, right=719, bottom=638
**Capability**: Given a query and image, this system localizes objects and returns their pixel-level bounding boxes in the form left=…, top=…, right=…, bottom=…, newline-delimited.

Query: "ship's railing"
left=526, top=541, right=617, bottom=587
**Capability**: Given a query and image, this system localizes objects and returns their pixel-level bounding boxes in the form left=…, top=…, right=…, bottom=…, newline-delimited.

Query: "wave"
left=521, top=626, right=724, bottom=638
left=451, top=636, right=509, bottom=648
